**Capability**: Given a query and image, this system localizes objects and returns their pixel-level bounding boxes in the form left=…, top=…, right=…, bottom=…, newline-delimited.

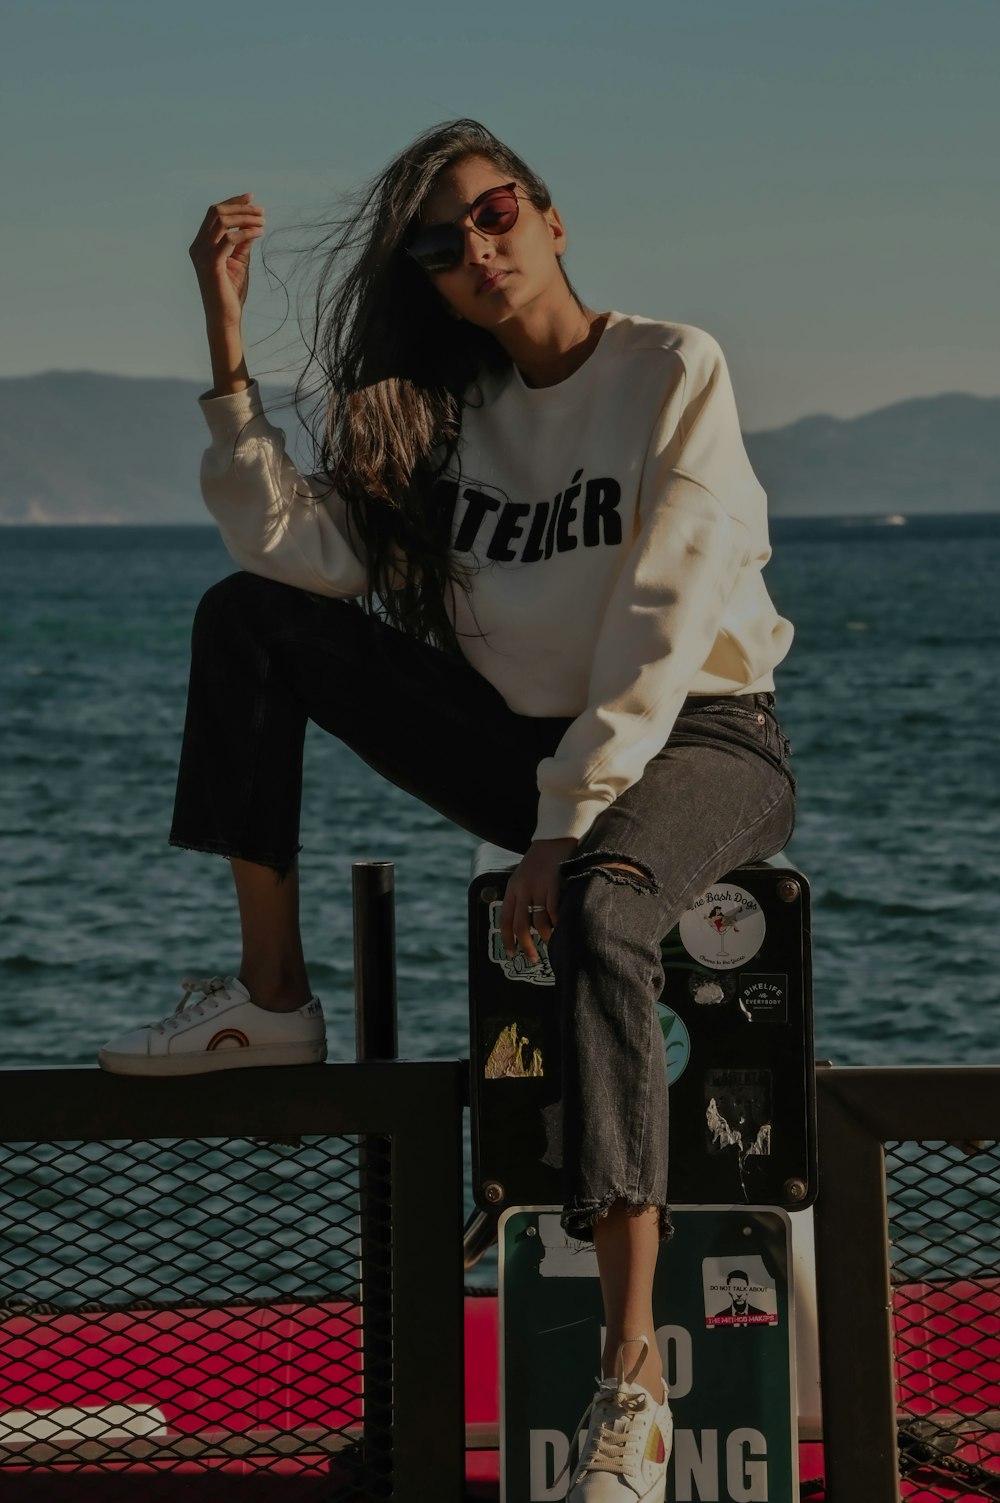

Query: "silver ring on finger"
left=527, top=904, right=547, bottom=913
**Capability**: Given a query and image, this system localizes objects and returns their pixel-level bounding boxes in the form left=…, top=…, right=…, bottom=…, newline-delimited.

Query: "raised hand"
left=188, top=192, right=266, bottom=332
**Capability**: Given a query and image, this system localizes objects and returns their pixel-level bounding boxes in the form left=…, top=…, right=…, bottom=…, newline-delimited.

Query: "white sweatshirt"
left=197, top=311, right=793, bottom=843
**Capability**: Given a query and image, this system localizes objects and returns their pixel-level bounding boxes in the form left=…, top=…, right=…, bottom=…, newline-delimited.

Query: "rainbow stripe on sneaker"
left=207, top=1029, right=250, bottom=1050
left=644, top=1422, right=667, bottom=1464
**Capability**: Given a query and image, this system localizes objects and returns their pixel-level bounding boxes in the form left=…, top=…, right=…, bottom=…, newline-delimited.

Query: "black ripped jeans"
left=170, top=572, right=798, bottom=1244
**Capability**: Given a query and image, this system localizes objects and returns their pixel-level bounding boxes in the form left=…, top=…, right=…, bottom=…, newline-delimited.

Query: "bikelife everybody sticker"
left=738, top=974, right=788, bottom=1023
left=679, top=884, right=766, bottom=970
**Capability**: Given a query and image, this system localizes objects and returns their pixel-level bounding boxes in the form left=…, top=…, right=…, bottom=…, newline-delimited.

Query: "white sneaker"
left=560, top=1335, right=673, bottom=1502
left=98, top=975, right=327, bottom=1077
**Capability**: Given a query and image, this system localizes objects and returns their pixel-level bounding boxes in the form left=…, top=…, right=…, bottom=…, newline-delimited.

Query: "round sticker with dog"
left=679, top=884, right=765, bottom=970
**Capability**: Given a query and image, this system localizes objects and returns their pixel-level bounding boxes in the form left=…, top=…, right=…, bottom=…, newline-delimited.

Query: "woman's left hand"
left=500, top=837, right=578, bottom=963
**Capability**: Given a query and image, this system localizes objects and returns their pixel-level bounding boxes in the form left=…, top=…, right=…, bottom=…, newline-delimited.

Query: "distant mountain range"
left=0, top=371, right=996, bottom=523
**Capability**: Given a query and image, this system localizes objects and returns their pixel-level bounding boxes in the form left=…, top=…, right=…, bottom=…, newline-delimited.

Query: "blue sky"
left=4, top=0, right=997, bottom=428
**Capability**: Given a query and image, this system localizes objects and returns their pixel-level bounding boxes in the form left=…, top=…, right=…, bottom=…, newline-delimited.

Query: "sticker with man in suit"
left=702, top=1256, right=779, bottom=1328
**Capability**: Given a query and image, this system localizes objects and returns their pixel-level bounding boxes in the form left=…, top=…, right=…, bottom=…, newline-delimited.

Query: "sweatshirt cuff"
left=197, top=378, right=267, bottom=444
left=532, top=792, right=612, bottom=844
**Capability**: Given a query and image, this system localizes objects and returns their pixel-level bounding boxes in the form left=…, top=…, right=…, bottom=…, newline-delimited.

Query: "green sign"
left=499, top=1206, right=797, bottom=1502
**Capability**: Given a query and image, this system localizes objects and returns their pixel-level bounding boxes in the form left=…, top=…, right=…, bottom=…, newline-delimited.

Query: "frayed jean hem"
left=168, top=834, right=302, bottom=884
left=561, top=1192, right=675, bottom=1247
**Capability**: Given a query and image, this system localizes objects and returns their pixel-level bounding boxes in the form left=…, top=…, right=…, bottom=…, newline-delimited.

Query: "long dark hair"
left=269, top=119, right=582, bottom=654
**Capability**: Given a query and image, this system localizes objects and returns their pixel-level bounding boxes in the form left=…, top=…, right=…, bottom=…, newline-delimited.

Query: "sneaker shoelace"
left=150, top=975, right=230, bottom=1035
left=555, top=1334, right=654, bottom=1491
left=577, top=1384, right=648, bottom=1478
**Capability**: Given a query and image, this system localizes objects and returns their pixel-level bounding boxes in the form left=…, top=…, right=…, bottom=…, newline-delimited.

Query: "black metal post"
left=354, top=860, right=399, bottom=1061
left=353, top=861, right=398, bottom=1497
left=813, top=1066, right=1000, bottom=1503
left=393, top=1068, right=467, bottom=1503
left=814, top=1070, right=899, bottom=1501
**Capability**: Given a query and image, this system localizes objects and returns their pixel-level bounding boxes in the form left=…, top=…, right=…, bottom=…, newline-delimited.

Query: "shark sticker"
left=657, top=1005, right=692, bottom=1085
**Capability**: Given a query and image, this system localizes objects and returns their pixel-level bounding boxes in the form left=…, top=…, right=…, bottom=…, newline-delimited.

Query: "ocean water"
left=2, top=515, right=999, bottom=1076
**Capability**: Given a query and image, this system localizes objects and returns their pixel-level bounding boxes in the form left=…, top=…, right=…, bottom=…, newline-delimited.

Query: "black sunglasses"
left=406, top=182, right=522, bottom=273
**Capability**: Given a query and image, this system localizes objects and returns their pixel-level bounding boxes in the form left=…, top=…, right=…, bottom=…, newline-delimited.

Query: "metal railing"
left=4, top=852, right=999, bottom=1503
left=814, top=1066, right=1000, bottom=1501
left=0, top=1061, right=467, bottom=1500
left=0, top=862, right=468, bottom=1503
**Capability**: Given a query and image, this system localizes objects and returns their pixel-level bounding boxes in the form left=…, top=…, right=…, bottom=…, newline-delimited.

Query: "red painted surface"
left=894, top=1279, right=1000, bottom=1500
left=464, top=1295, right=500, bottom=1484
left=1, top=1285, right=998, bottom=1497
left=0, top=1305, right=363, bottom=1435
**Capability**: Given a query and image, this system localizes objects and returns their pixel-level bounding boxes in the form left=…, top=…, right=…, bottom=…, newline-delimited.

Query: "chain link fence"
left=0, top=1133, right=391, bottom=1496
left=886, top=1138, right=1000, bottom=1499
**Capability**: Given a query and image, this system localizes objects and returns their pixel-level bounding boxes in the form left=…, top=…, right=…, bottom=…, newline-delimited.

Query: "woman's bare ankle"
left=602, top=1334, right=664, bottom=1395
left=238, top=966, right=313, bottom=1013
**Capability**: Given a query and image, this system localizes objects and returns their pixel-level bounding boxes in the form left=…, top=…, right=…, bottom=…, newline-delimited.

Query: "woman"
left=99, top=118, right=795, bottom=1500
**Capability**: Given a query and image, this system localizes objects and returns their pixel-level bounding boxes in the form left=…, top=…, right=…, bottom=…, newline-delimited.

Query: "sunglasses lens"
left=472, top=189, right=518, bottom=234
left=408, top=224, right=463, bottom=272
left=408, top=187, right=518, bottom=271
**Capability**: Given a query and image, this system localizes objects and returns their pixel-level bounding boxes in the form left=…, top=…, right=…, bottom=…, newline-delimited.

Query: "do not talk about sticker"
left=680, top=883, right=766, bottom=970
